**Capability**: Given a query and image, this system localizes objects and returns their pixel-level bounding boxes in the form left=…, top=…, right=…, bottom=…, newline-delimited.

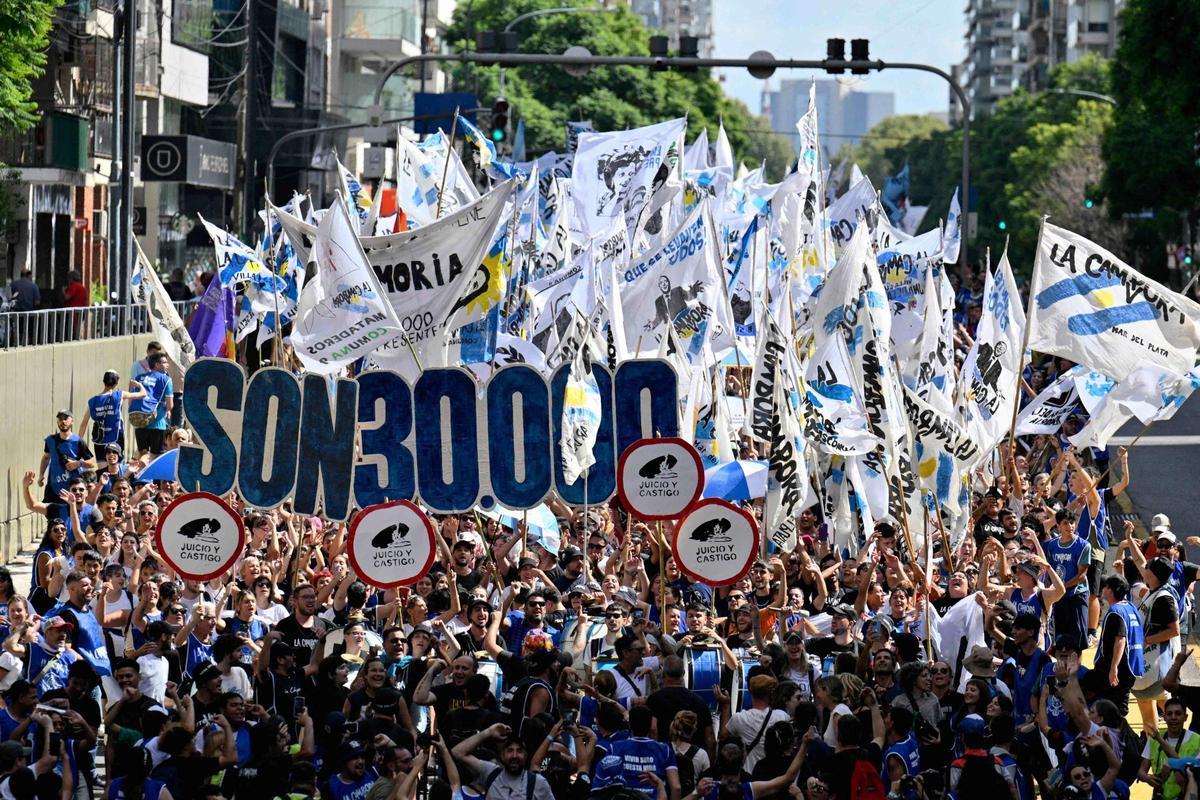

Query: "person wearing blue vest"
left=1082, top=574, right=1143, bottom=716
left=998, top=612, right=1054, bottom=725
left=131, top=352, right=174, bottom=458
left=44, top=571, right=112, bottom=687
left=1009, top=555, right=1066, bottom=651
left=25, top=616, right=79, bottom=697
left=1045, top=508, right=1092, bottom=652
left=881, top=705, right=921, bottom=790
left=79, top=370, right=146, bottom=452
left=38, top=409, right=95, bottom=504
left=1064, top=447, right=1131, bottom=647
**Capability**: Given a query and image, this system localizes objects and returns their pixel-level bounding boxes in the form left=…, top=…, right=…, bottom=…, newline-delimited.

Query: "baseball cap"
left=55, top=409, right=73, bottom=419
left=957, top=713, right=987, bottom=737
left=830, top=603, right=857, bottom=619
left=560, top=545, right=584, bottom=563
left=518, top=555, right=539, bottom=568
left=44, top=617, right=74, bottom=631
left=1153, top=513, right=1173, bottom=533
left=468, top=598, right=493, bottom=613
left=193, top=662, right=221, bottom=685
left=339, top=740, right=368, bottom=763
left=783, top=630, right=805, bottom=644
left=1014, top=560, right=1041, bottom=579
left=452, top=537, right=475, bottom=551
left=1157, top=531, right=1178, bottom=544
left=0, top=741, right=31, bottom=769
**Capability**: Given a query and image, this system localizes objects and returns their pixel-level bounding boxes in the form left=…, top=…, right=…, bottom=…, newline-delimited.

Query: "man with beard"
left=448, top=537, right=484, bottom=591
left=274, top=583, right=327, bottom=675
left=45, top=571, right=110, bottom=687
left=39, top=410, right=95, bottom=505
left=413, top=654, right=491, bottom=720
left=453, top=722, right=555, bottom=800
left=545, top=546, right=586, bottom=594
left=502, top=590, right=558, bottom=652
left=806, top=604, right=862, bottom=675
left=453, top=598, right=494, bottom=659
left=325, top=739, right=377, bottom=800
left=26, top=617, right=78, bottom=697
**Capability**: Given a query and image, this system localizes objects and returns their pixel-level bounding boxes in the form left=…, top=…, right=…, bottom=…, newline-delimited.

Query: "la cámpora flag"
left=1028, top=223, right=1200, bottom=381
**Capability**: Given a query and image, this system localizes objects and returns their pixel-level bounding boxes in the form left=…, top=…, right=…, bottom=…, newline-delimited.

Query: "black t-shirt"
left=234, top=752, right=292, bottom=798
left=934, top=594, right=965, bottom=615
left=430, top=682, right=473, bottom=720
left=256, top=669, right=301, bottom=716
left=829, top=744, right=883, bottom=800
left=1094, top=607, right=1134, bottom=681
left=151, top=754, right=223, bottom=800
left=1145, top=590, right=1180, bottom=638
left=111, top=693, right=157, bottom=736
left=454, top=568, right=484, bottom=592
left=973, top=515, right=1006, bottom=547
left=806, top=636, right=862, bottom=663
left=443, top=705, right=503, bottom=748
left=646, top=685, right=712, bottom=744
left=273, top=615, right=327, bottom=672
left=544, top=566, right=577, bottom=593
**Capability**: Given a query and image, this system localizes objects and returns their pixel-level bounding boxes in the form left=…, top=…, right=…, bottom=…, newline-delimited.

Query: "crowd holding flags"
left=135, top=95, right=1200, bottom=557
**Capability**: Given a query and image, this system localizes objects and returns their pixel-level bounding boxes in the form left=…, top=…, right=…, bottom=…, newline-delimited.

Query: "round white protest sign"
left=617, top=437, right=704, bottom=520
left=672, top=499, right=759, bottom=587
left=347, top=500, right=436, bottom=588
left=155, top=492, right=245, bottom=580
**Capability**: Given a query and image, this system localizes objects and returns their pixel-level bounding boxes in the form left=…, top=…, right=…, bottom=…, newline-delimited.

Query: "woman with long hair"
left=29, top=520, right=69, bottom=614
left=814, top=675, right=852, bottom=748
left=223, top=587, right=268, bottom=667
left=669, top=709, right=710, bottom=793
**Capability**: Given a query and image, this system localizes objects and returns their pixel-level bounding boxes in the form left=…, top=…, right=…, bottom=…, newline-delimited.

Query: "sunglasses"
left=168, top=607, right=185, bottom=614
left=526, top=601, right=546, bottom=607
left=930, top=667, right=950, bottom=674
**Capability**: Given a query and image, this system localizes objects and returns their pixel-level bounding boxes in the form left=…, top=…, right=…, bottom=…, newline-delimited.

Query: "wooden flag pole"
left=931, top=492, right=954, bottom=574
left=435, top=107, right=460, bottom=220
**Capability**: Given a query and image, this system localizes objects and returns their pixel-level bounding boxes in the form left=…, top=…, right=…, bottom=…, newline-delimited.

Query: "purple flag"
left=187, top=275, right=236, bottom=358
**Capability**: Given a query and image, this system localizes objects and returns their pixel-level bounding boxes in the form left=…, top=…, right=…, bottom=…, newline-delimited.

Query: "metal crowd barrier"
left=0, top=300, right=198, bottom=349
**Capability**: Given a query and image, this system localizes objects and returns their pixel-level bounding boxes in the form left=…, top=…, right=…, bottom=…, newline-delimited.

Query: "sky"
left=713, top=0, right=966, bottom=131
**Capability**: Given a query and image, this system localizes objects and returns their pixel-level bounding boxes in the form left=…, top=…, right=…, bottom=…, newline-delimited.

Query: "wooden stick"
left=435, top=107, right=460, bottom=220
left=931, top=492, right=954, bottom=574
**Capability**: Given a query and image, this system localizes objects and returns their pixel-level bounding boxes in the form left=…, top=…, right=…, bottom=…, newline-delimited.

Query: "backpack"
left=675, top=744, right=700, bottom=797
left=848, top=757, right=888, bottom=800
left=483, top=767, right=537, bottom=800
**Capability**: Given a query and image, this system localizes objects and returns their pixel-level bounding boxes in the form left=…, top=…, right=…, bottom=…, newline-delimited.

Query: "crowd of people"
left=2, top=307, right=1198, bottom=800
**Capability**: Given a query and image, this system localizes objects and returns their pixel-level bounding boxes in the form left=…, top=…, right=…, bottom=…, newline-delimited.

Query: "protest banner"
left=672, top=498, right=759, bottom=586
left=154, top=492, right=245, bottom=580
left=347, top=500, right=437, bottom=588
left=617, top=437, right=704, bottom=520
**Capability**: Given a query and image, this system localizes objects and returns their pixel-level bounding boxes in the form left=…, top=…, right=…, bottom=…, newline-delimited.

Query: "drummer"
left=674, top=601, right=739, bottom=671
left=569, top=599, right=630, bottom=678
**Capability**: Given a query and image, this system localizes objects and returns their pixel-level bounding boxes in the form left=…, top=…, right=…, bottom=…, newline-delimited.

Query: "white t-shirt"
left=727, top=707, right=791, bottom=771
left=611, top=656, right=660, bottom=703
left=138, top=653, right=169, bottom=703
left=474, top=760, right=555, bottom=800
left=0, top=651, right=23, bottom=692
left=219, top=666, right=253, bottom=698
left=256, top=603, right=288, bottom=627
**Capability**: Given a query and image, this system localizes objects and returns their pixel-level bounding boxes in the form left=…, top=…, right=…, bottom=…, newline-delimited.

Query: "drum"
left=478, top=659, right=504, bottom=703
left=738, top=656, right=757, bottom=711
left=683, top=647, right=742, bottom=734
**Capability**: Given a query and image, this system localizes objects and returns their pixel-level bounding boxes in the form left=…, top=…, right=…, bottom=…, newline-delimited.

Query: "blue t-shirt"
left=43, top=433, right=90, bottom=497
left=131, top=371, right=173, bottom=430
left=225, top=616, right=268, bottom=665
left=325, top=768, right=378, bottom=800
left=1077, top=488, right=1112, bottom=554
left=107, top=776, right=166, bottom=800
left=87, top=390, right=124, bottom=444
left=1045, top=535, right=1092, bottom=597
left=592, top=736, right=678, bottom=797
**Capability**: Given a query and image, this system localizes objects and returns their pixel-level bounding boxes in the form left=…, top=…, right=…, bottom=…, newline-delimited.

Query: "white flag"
left=131, top=243, right=196, bottom=368
left=1015, top=373, right=1080, bottom=436
left=801, top=333, right=879, bottom=456
left=942, top=188, right=962, bottom=264
left=560, top=346, right=602, bottom=486
left=903, top=386, right=982, bottom=517
left=747, top=312, right=790, bottom=443
left=713, top=123, right=734, bottom=172
left=1070, top=365, right=1200, bottom=450
left=1028, top=222, right=1200, bottom=380
left=571, top=117, right=687, bottom=241
left=960, top=252, right=1025, bottom=449
left=291, top=197, right=404, bottom=374
left=765, top=363, right=808, bottom=551
left=684, top=127, right=710, bottom=172
left=619, top=200, right=722, bottom=362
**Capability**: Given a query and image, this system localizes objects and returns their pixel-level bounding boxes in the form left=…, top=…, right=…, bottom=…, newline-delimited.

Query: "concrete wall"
left=0, top=334, right=155, bottom=563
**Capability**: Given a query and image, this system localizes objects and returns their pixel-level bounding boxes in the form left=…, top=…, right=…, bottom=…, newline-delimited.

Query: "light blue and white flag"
left=960, top=251, right=1025, bottom=450
left=560, top=344, right=602, bottom=486
left=1028, top=222, right=1200, bottom=380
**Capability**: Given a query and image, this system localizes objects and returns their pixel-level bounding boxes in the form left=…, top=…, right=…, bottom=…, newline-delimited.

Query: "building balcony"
left=0, top=113, right=90, bottom=172
left=338, top=0, right=421, bottom=53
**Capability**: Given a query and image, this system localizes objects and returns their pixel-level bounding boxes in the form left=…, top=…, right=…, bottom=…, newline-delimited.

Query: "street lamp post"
left=364, top=50, right=973, bottom=265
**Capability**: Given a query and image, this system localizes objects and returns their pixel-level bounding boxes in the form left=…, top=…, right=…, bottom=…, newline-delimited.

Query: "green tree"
left=0, top=0, right=59, bottom=131
left=1103, top=0, right=1200, bottom=276
left=445, top=0, right=794, bottom=178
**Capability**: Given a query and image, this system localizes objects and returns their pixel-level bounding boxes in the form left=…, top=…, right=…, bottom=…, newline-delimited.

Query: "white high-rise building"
left=629, top=0, right=714, bottom=57
left=764, top=79, right=894, bottom=153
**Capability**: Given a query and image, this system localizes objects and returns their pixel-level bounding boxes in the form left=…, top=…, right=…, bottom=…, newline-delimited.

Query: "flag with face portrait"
left=960, top=252, right=1025, bottom=450
left=571, top=117, right=687, bottom=242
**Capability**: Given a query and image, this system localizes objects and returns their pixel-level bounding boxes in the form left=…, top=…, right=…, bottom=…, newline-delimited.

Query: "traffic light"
left=649, top=35, right=669, bottom=71
left=1084, top=198, right=1095, bottom=209
left=826, top=38, right=846, bottom=74
left=1186, top=248, right=1195, bottom=266
left=998, top=220, right=1007, bottom=231
left=491, top=97, right=509, bottom=143
left=679, top=35, right=699, bottom=71
left=850, top=39, right=870, bottom=75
